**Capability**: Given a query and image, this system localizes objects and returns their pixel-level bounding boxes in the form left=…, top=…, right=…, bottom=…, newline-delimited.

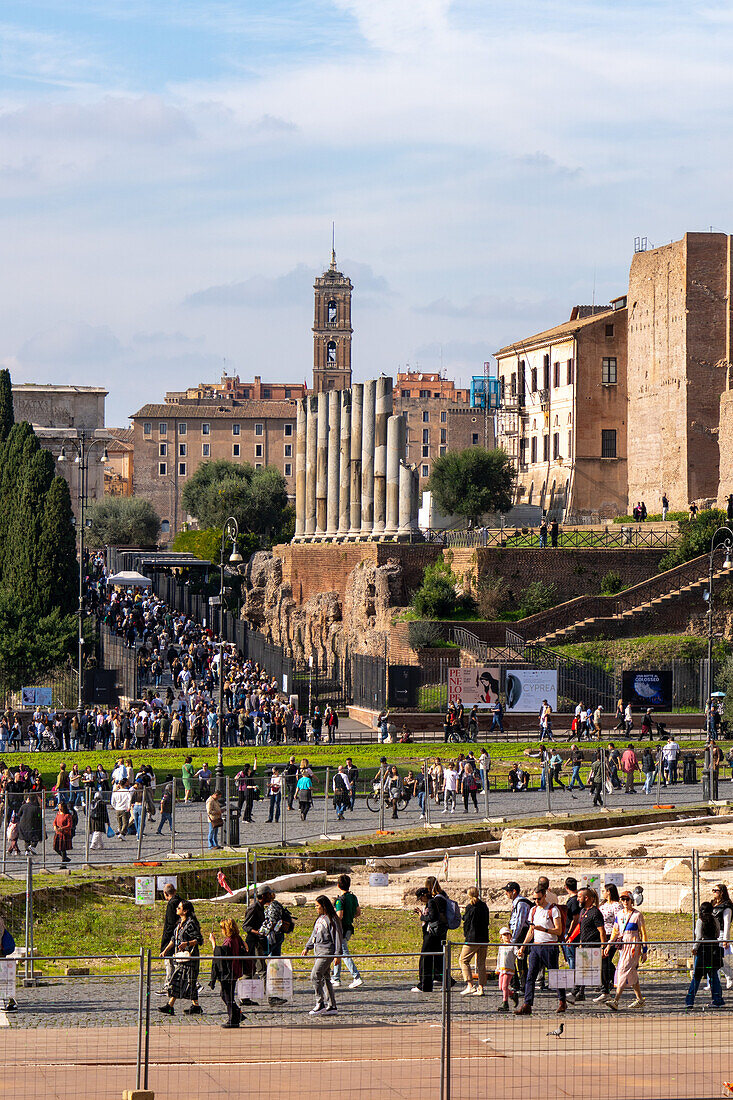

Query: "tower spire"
left=330, top=222, right=337, bottom=270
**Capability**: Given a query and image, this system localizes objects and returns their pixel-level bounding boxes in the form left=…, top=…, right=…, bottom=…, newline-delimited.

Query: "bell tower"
left=312, top=246, right=353, bottom=393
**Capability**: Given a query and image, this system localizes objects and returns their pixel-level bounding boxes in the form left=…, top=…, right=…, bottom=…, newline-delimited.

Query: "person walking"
left=266, top=768, right=282, bottom=823
left=685, top=902, right=725, bottom=1009
left=596, top=883, right=622, bottom=1002
left=662, top=493, right=669, bottom=521
left=158, top=883, right=182, bottom=993
left=52, top=803, right=73, bottom=865
left=88, top=791, right=109, bottom=850
left=209, top=917, right=247, bottom=1028
left=496, top=925, right=518, bottom=1012
left=296, top=769, right=313, bottom=821
left=181, top=757, right=195, bottom=803
left=461, top=763, right=481, bottom=813
left=159, top=899, right=204, bottom=1016
left=156, top=778, right=174, bottom=835
left=332, top=874, right=363, bottom=989
left=568, top=745, right=585, bottom=790
left=712, top=883, right=733, bottom=990
left=504, top=882, right=530, bottom=1004
left=459, top=887, right=490, bottom=996
left=17, top=795, right=42, bottom=856
left=206, top=790, right=223, bottom=849
left=332, top=766, right=350, bottom=822
left=301, top=895, right=342, bottom=1016
left=567, top=887, right=606, bottom=1003
left=588, top=751, right=604, bottom=807
left=621, top=744, right=639, bottom=793
left=412, top=886, right=446, bottom=994
left=514, top=883, right=567, bottom=1015
left=605, top=890, right=647, bottom=1011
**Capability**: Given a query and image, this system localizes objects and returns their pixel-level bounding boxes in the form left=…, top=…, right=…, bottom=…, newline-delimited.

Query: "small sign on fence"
left=266, top=958, right=293, bottom=1001
left=21, top=687, right=52, bottom=708
left=369, top=872, right=389, bottom=887
left=604, top=871, right=624, bottom=889
left=135, top=876, right=156, bottom=906
left=156, top=875, right=177, bottom=892
left=549, top=969, right=574, bottom=990
left=575, top=947, right=602, bottom=985
left=0, top=960, right=16, bottom=1000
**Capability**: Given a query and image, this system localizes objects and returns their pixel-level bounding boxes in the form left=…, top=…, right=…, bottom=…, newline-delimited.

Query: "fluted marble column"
left=398, top=461, right=419, bottom=538
left=349, top=383, right=363, bottom=538
left=338, top=390, right=351, bottom=538
left=326, top=390, right=340, bottom=537
left=305, top=394, right=318, bottom=538
left=360, top=380, right=376, bottom=537
left=385, top=413, right=405, bottom=538
left=295, top=397, right=306, bottom=540
left=372, top=376, right=392, bottom=537
left=315, top=392, right=328, bottom=537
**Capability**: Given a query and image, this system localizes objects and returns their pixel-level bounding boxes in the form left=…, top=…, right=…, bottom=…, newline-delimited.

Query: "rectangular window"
left=520, top=439, right=527, bottom=465
left=284, top=388, right=291, bottom=399
left=178, top=462, right=186, bottom=476
left=553, top=362, right=560, bottom=388
left=202, top=443, right=210, bottom=457
left=232, top=443, right=240, bottom=457
left=242, top=389, right=249, bottom=399
left=605, top=323, right=614, bottom=338
left=178, top=443, right=186, bottom=457
left=255, top=462, right=263, bottom=469
left=284, top=443, right=292, bottom=457
left=232, top=423, right=240, bottom=436
left=601, top=429, right=617, bottom=458
left=472, top=433, right=479, bottom=445
left=255, top=423, right=263, bottom=436
left=531, top=367, right=537, bottom=393
left=422, top=411, right=430, bottom=423
left=439, top=446, right=447, bottom=456
left=255, top=443, right=263, bottom=458
left=284, top=423, right=293, bottom=436
left=419, top=389, right=429, bottom=399
left=422, top=445, right=430, bottom=457
left=422, top=428, right=429, bottom=445
left=158, top=462, right=167, bottom=476
left=440, top=410, right=447, bottom=423
left=159, top=443, right=167, bottom=457
left=403, top=390, right=411, bottom=399
left=543, top=355, right=550, bottom=390
left=422, top=464, right=429, bottom=477
left=143, top=422, right=151, bottom=436
left=510, top=373, right=517, bottom=398
left=262, top=387, right=271, bottom=399
left=543, top=435, right=549, bottom=462
left=201, top=423, right=210, bottom=435
left=568, top=430, right=573, bottom=455
left=530, top=436, right=537, bottom=464
left=440, top=428, right=447, bottom=444
left=159, top=423, right=167, bottom=436
left=602, top=357, right=617, bottom=384
left=567, top=359, right=574, bottom=385
left=284, top=463, right=292, bottom=477
left=178, top=423, right=187, bottom=435
left=553, top=432, right=560, bottom=459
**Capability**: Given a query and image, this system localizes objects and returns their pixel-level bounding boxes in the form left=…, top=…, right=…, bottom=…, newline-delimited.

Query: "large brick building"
left=495, top=300, right=628, bottom=519
left=626, top=232, right=733, bottom=511
left=393, top=371, right=493, bottom=491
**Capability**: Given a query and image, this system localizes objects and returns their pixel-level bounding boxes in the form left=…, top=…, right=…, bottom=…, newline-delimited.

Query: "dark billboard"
left=622, top=670, right=673, bottom=710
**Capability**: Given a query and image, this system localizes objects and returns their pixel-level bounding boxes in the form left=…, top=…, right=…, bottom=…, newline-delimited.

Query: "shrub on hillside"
left=518, top=581, right=558, bottom=618
left=600, top=570, right=623, bottom=595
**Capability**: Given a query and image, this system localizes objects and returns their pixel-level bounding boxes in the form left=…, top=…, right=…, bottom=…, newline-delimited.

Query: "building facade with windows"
left=167, top=374, right=306, bottom=404
left=494, top=301, right=628, bottom=520
left=129, top=400, right=296, bottom=540
left=392, top=371, right=491, bottom=490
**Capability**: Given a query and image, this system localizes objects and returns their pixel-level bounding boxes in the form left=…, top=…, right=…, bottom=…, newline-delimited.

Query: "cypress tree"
left=0, top=369, right=14, bottom=443
left=4, top=448, right=56, bottom=613
left=0, top=422, right=36, bottom=582
left=37, top=476, right=77, bottom=617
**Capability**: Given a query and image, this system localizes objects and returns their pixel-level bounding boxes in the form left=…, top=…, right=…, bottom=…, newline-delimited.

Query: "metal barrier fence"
left=0, top=945, right=729, bottom=1099
left=440, top=524, right=678, bottom=550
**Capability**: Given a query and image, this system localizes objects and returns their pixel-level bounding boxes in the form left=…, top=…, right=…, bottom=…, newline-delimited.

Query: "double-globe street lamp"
left=706, top=524, right=733, bottom=717
left=215, top=517, right=243, bottom=795
left=57, top=432, right=109, bottom=720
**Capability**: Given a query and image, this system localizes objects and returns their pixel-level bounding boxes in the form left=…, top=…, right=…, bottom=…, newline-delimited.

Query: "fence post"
left=692, top=850, right=698, bottom=937
left=545, top=758, right=552, bottom=815
left=84, top=786, right=90, bottom=865
left=253, top=851, right=257, bottom=897
left=225, top=776, right=230, bottom=848
left=656, top=748, right=663, bottom=806
left=475, top=850, right=481, bottom=892
left=23, top=854, right=33, bottom=986
left=144, top=949, right=152, bottom=1090
left=1, top=793, right=7, bottom=877
left=135, top=946, right=145, bottom=1091
left=378, top=763, right=385, bottom=832
left=245, top=848, right=249, bottom=898
left=424, top=760, right=431, bottom=826
left=440, top=941, right=452, bottom=1100
left=322, top=767, right=330, bottom=837
left=170, top=778, right=176, bottom=855
left=41, top=791, right=47, bottom=872
left=481, top=766, right=489, bottom=819
left=281, top=791, right=287, bottom=848
left=136, top=802, right=147, bottom=862
left=600, top=749, right=607, bottom=809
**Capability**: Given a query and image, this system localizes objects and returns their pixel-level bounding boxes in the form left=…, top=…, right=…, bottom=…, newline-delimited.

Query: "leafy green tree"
left=0, top=422, right=37, bottom=579
left=0, top=369, right=14, bottom=443
left=86, top=496, right=161, bottom=548
left=4, top=448, right=56, bottom=612
left=411, top=558, right=476, bottom=619
left=518, top=580, right=558, bottom=618
left=428, top=447, right=513, bottom=526
left=659, top=508, right=729, bottom=570
left=182, top=460, right=289, bottom=539
left=173, top=527, right=259, bottom=564
left=0, top=593, right=76, bottom=697
left=37, top=476, right=78, bottom=616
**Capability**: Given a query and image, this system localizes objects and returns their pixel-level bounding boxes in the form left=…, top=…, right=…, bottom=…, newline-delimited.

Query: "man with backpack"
left=504, top=882, right=530, bottom=1003
left=514, top=882, right=567, bottom=1015
left=332, top=874, right=363, bottom=990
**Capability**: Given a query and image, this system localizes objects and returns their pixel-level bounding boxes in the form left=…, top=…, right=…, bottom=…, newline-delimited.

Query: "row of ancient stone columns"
left=294, top=378, right=420, bottom=541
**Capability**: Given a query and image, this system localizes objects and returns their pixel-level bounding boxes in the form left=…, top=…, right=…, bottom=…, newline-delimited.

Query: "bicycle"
left=366, top=784, right=407, bottom=813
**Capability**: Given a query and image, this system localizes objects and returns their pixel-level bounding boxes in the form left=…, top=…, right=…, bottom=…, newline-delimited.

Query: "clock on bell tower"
left=312, top=247, right=353, bottom=393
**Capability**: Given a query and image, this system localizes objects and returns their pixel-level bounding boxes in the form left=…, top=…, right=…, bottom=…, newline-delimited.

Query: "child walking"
left=496, top=925, right=517, bottom=1012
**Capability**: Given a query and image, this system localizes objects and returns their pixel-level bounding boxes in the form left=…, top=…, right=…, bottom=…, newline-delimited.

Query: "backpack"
left=445, top=897, right=462, bottom=930
left=279, top=906, right=296, bottom=934
left=514, top=897, right=531, bottom=941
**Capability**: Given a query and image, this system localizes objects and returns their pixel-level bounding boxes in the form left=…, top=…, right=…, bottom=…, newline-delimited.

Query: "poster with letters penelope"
left=447, top=667, right=500, bottom=709
left=505, top=670, right=558, bottom=713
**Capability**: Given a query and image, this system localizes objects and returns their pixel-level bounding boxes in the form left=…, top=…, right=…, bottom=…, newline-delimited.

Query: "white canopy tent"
left=107, top=570, right=152, bottom=587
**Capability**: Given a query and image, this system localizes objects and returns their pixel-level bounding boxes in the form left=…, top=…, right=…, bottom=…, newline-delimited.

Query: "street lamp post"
left=706, top=525, right=733, bottom=710
left=57, top=432, right=108, bottom=722
left=216, top=518, right=242, bottom=795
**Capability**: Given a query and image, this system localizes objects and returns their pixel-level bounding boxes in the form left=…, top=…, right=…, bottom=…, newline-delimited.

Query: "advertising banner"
left=505, top=670, right=558, bottom=713
left=447, top=667, right=500, bottom=709
left=622, top=670, right=673, bottom=710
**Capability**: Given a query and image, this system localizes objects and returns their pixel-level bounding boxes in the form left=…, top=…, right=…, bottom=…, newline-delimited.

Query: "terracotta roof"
left=107, top=427, right=134, bottom=444
left=495, top=305, right=625, bottom=357
left=129, top=400, right=296, bottom=420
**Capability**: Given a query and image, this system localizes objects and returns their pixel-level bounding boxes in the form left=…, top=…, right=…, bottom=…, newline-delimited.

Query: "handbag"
left=173, top=949, right=192, bottom=961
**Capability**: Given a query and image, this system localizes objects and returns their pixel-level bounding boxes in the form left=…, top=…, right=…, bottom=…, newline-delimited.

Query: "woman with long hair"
left=209, top=917, right=247, bottom=1028
left=686, top=901, right=724, bottom=1009
left=159, top=899, right=204, bottom=1017
left=301, top=894, right=342, bottom=1016
left=604, top=890, right=647, bottom=1011
left=712, top=883, right=733, bottom=990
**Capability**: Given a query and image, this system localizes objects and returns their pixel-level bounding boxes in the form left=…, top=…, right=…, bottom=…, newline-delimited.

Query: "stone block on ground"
left=662, top=858, right=692, bottom=883
left=677, top=887, right=694, bottom=913
left=500, top=828, right=585, bottom=860
left=699, top=854, right=733, bottom=871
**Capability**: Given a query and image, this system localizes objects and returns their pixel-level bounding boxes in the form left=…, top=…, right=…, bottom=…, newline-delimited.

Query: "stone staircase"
left=523, top=553, right=718, bottom=645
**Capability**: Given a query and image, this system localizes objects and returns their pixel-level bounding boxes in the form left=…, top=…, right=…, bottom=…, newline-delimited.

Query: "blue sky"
left=2, top=0, right=733, bottom=422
